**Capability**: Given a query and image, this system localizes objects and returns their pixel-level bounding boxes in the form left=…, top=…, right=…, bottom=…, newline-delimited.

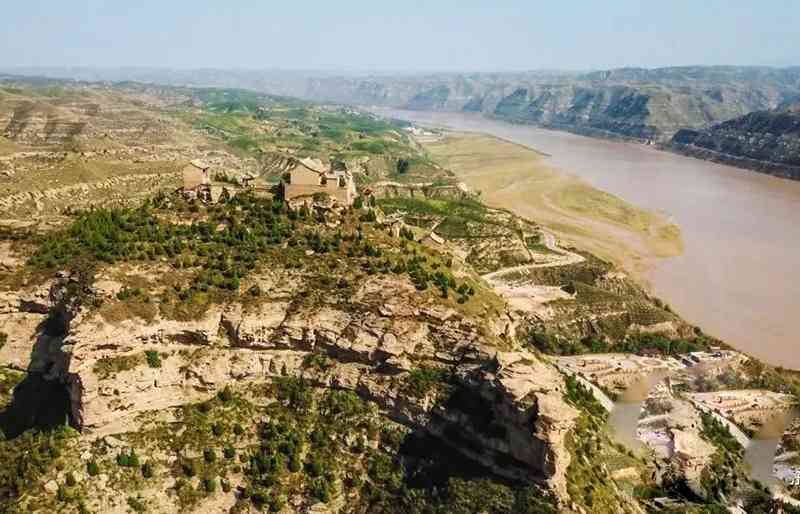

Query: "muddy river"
left=381, top=110, right=800, bottom=370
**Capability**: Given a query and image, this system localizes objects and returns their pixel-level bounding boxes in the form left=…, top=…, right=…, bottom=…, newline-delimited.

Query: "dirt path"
left=480, top=229, right=585, bottom=315
left=481, top=229, right=584, bottom=286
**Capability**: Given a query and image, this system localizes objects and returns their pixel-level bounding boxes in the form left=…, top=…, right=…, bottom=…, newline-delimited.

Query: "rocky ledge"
left=2, top=266, right=580, bottom=501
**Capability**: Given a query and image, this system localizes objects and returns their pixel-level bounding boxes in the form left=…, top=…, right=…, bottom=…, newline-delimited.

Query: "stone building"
left=181, top=160, right=210, bottom=200
left=282, top=157, right=356, bottom=206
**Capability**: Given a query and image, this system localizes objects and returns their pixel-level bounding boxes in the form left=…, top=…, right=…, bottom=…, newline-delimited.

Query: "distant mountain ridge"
left=5, top=65, right=800, bottom=179
left=301, top=66, right=800, bottom=143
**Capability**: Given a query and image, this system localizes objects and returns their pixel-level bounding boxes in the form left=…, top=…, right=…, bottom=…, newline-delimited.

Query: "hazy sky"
left=1, top=0, right=798, bottom=72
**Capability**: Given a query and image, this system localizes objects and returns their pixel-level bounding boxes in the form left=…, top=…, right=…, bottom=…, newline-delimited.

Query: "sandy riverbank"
left=422, top=132, right=683, bottom=275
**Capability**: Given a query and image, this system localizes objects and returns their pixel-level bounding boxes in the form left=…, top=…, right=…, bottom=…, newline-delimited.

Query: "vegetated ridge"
left=667, top=103, right=800, bottom=180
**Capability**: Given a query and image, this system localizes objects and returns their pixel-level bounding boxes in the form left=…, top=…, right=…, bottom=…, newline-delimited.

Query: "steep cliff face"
left=669, top=109, right=800, bottom=180
left=40, top=269, right=577, bottom=498
left=490, top=85, right=658, bottom=140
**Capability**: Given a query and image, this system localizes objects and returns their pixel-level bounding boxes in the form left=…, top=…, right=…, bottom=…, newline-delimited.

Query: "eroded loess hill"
left=2, top=80, right=800, bottom=514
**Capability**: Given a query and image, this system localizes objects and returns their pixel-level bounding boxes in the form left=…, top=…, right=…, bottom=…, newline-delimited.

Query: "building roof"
left=189, top=159, right=210, bottom=170
left=298, top=157, right=327, bottom=174
left=183, top=161, right=209, bottom=190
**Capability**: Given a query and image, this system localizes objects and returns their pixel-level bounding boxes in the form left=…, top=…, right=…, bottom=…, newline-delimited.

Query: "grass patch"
left=93, top=354, right=144, bottom=379
left=404, top=367, right=448, bottom=398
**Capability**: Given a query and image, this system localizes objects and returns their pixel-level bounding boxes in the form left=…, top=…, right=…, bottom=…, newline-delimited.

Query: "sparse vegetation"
left=563, top=374, right=608, bottom=421
left=404, top=367, right=448, bottom=398
left=93, top=354, right=143, bottom=378
left=0, top=426, right=75, bottom=509
left=699, top=412, right=745, bottom=501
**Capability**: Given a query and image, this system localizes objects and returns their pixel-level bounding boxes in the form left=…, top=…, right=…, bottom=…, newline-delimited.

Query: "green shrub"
left=274, top=377, right=313, bottom=413
left=127, top=496, right=147, bottom=513
left=309, top=477, right=332, bottom=502
left=86, top=460, right=100, bottom=476
left=404, top=367, right=447, bottom=398
left=203, top=448, right=216, bottom=463
left=145, top=350, right=161, bottom=368
left=563, top=375, right=607, bottom=420
left=117, top=448, right=139, bottom=468
left=142, top=461, right=154, bottom=479
left=269, top=493, right=287, bottom=512
left=396, top=158, right=410, bottom=174
left=306, top=454, right=325, bottom=478
left=217, top=386, right=233, bottom=403
left=128, top=450, right=141, bottom=468
left=65, top=471, right=76, bottom=487
left=182, top=460, right=197, bottom=477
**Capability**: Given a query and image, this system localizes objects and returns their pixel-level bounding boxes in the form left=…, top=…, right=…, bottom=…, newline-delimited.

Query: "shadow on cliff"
left=400, top=430, right=514, bottom=489
left=398, top=384, right=540, bottom=489
left=0, top=311, right=73, bottom=440
left=0, top=372, right=72, bottom=439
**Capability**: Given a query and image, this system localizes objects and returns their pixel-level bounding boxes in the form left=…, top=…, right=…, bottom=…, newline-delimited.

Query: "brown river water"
left=380, top=110, right=800, bottom=370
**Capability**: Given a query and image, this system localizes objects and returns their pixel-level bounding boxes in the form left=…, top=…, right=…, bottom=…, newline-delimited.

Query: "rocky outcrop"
left=490, top=85, right=659, bottom=141
left=668, top=109, right=800, bottom=180
left=0, top=282, right=53, bottom=371
left=369, top=180, right=473, bottom=200
left=426, top=351, right=578, bottom=497
left=37, top=271, right=579, bottom=498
